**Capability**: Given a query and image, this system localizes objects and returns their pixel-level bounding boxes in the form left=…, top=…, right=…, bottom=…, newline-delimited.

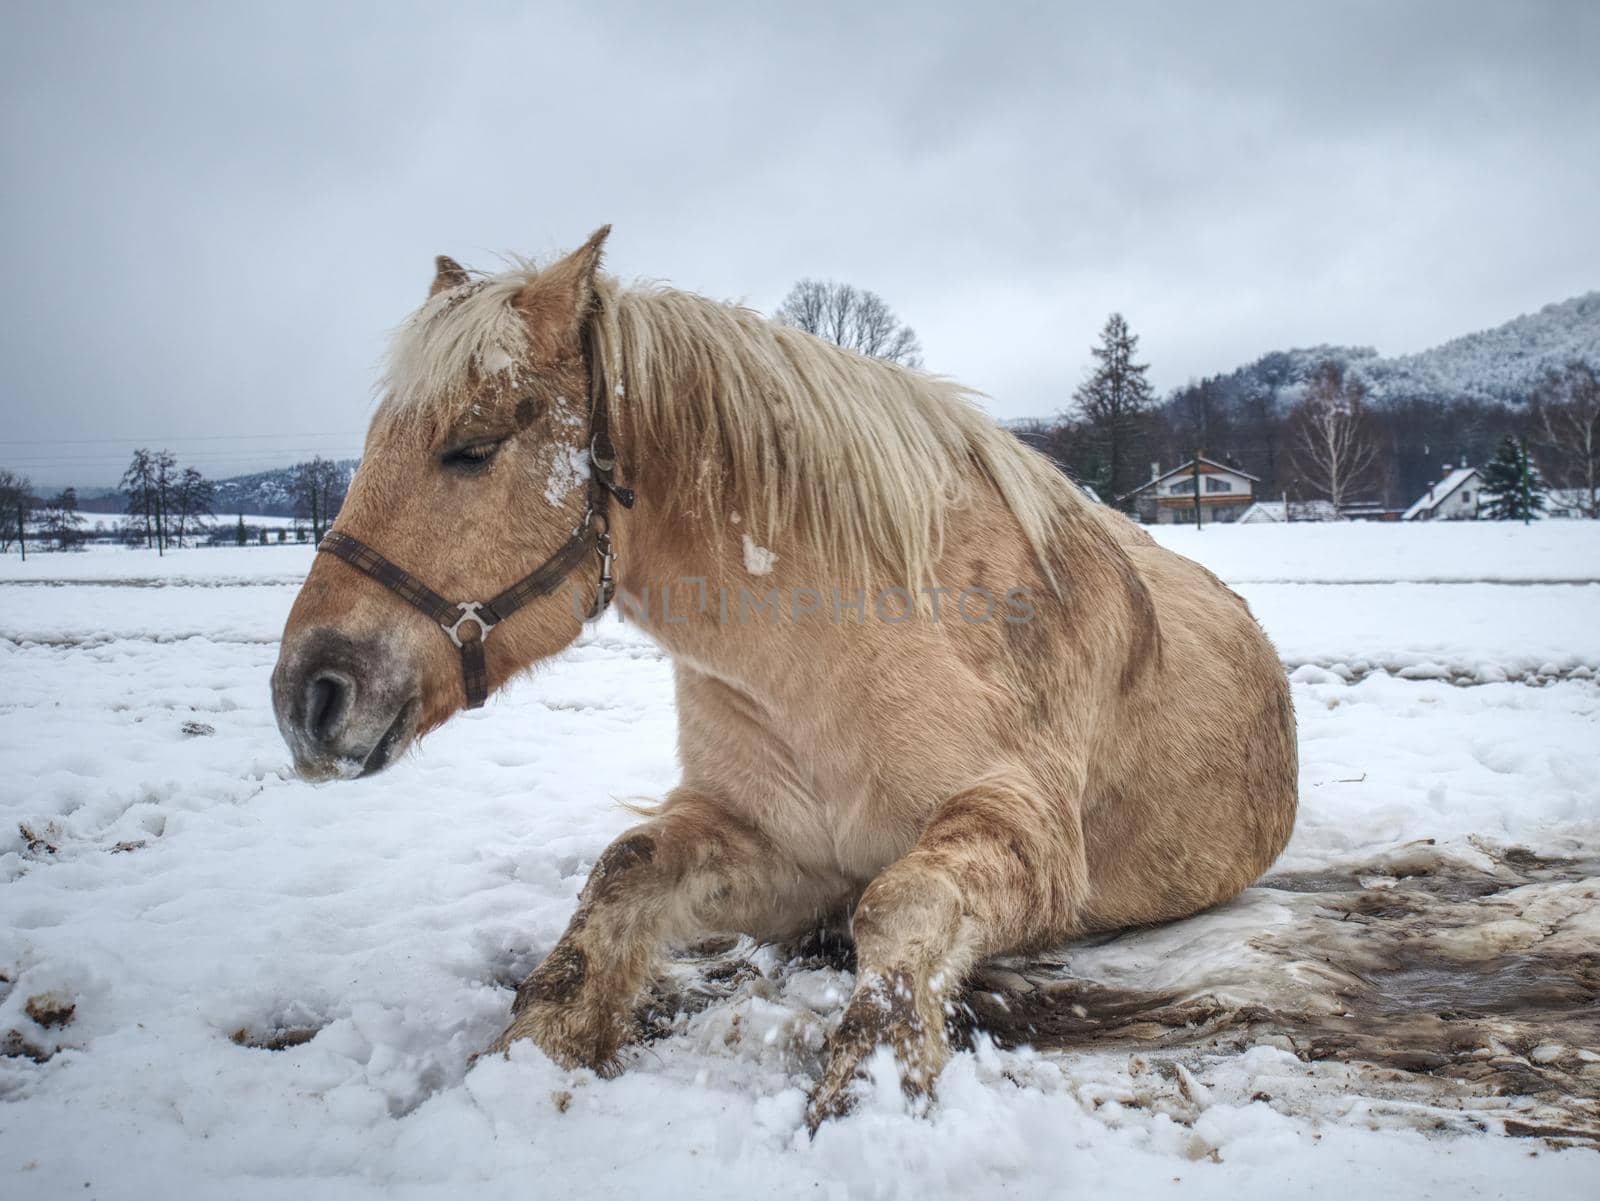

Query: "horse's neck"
left=611, top=492, right=741, bottom=643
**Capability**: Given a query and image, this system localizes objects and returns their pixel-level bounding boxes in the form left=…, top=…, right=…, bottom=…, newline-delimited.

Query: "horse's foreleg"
left=806, top=771, right=1087, bottom=1130
left=488, top=788, right=815, bottom=1073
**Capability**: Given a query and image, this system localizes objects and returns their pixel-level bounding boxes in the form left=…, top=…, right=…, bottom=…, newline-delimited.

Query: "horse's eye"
left=442, top=439, right=503, bottom=471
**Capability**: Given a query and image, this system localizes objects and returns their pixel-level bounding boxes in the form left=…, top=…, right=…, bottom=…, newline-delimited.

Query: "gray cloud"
left=3, top=0, right=1597, bottom=485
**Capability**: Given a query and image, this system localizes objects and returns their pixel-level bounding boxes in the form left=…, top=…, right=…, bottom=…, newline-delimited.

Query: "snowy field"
left=2, top=522, right=1598, bottom=1199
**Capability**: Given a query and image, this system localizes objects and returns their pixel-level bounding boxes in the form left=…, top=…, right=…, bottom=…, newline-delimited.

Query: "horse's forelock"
left=379, top=263, right=538, bottom=425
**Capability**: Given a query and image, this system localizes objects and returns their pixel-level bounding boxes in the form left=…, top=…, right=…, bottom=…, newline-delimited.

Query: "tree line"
left=0, top=472, right=86, bottom=557
left=120, top=449, right=215, bottom=553
left=0, top=452, right=350, bottom=555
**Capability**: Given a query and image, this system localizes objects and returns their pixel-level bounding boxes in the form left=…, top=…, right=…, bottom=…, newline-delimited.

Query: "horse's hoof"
left=804, top=1072, right=863, bottom=1134
left=488, top=1005, right=629, bottom=1077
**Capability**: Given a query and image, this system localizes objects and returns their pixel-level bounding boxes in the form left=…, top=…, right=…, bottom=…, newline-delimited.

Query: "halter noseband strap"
left=316, top=403, right=632, bottom=710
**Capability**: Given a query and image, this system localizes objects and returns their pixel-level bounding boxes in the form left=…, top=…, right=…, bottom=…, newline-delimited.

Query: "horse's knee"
left=850, top=867, right=963, bottom=965
left=582, top=832, right=658, bottom=904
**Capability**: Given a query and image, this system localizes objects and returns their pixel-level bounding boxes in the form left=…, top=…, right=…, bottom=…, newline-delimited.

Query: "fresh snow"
left=2, top=522, right=1598, bottom=1199
left=542, top=446, right=590, bottom=507
left=741, top=533, right=779, bottom=576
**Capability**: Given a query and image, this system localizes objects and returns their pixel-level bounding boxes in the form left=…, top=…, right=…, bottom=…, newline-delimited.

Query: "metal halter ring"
left=442, top=601, right=495, bottom=649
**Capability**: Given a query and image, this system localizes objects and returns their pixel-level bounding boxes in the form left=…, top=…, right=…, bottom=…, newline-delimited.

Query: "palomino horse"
left=272, top=228, right=1297, bottom=1128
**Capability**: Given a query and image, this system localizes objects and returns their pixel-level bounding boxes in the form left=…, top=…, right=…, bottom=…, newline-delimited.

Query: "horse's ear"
left=430, top=255, right=470, bottom=297
left=513, top=226, right=611, bottom=344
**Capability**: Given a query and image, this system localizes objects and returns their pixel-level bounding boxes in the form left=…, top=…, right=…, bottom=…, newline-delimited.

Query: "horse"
left=271, top=227, right=1298, bottom=1129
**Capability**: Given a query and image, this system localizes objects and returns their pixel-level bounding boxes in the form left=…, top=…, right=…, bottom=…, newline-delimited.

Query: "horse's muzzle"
left=272, top=626, right=421, bottom=780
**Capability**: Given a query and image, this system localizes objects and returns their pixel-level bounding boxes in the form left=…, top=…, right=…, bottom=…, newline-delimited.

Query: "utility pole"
left=1193, top=451, right=1203, bottom=530
left=1520, top=436, right=1532, bottom=527
left=16, top=506, right=25, bottom=561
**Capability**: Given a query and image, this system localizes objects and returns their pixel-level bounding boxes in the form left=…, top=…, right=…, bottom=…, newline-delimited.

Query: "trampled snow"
left=2, top=522, right=1597, bottom=1199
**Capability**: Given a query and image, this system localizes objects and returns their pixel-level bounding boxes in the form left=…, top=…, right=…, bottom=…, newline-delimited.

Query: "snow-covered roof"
left=1239, top=501, right=1286, bottom=523
left=1120, top=456, right=1260, bottom=500
left=1403, top=467, right=1480, bottom=520
left=1240, top=499, right=1342, bottom=523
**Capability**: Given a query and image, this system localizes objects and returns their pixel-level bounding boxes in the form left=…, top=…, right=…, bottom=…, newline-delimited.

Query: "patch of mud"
left=229, top=1025, right=321, bottom=1051
left=16, top=822, right=61, bottom=859
left=647, top=840, right=1600, bottom=1148
left=2, top=633, right=278, bottom=650
left=23, top=995, right=76, bottom=1029
left=965, top=840, right=1600, bottom=1148
left=2, top=992, right=78, bottom=1068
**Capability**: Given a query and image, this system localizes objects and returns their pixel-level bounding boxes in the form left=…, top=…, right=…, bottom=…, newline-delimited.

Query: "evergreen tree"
left=1480, top=435, right=1547, bottom=522
left=1071, top=313, right=1155, bottom=507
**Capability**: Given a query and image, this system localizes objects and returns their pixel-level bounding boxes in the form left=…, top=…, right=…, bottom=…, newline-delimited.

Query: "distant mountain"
left=1356, top=293, right=1600, bottom=405
left=211, top=460, right=358, bottom=517
left=75, top=459, right=359, bottom=517
left=1191, top=292, right=1600, bottom=410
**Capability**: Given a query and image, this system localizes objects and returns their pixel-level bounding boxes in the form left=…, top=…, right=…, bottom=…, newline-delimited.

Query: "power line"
left=4, top=447, right=362, bottom=466
left=0, top=430, right=365, bottom=446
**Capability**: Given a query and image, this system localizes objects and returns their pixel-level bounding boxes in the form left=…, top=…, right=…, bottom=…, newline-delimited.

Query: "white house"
left=1121, top=458, right=1257, bottom=525
left=1403, top=466, right=1482, bottom=521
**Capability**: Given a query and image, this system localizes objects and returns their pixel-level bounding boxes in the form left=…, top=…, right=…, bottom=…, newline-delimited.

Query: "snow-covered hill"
left=210, top=460, right=358, bottom=518
left=1195, top=292, right=1600, bottom=409
left=1354, top=292, right=1600, bottom=405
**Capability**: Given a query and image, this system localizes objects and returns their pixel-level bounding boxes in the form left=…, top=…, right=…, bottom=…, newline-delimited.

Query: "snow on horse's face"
left=271, top=232, right=611, bottom=781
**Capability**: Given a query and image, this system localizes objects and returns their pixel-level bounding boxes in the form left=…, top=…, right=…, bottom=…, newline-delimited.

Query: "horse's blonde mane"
left=383, top=263, right=1085, bottom=592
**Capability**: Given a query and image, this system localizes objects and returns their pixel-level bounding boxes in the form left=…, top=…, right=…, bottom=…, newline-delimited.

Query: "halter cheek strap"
left=316, top=403, right=632, bottom=709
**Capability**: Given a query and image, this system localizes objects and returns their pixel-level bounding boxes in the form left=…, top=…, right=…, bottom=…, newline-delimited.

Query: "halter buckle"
left=586, top=533, right=616, bottom=622
left=443, top=601, right=494, bottom=648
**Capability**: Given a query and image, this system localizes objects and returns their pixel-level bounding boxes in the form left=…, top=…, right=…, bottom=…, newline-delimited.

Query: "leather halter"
left=316, top=403, right=633, bottom=710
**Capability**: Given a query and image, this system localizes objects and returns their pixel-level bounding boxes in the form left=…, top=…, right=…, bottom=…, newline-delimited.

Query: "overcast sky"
left=3, top=1, right=1597, bottom=486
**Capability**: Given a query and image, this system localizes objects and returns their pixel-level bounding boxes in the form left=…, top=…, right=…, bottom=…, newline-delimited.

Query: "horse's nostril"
left=305, top=673, right=352, bottom=746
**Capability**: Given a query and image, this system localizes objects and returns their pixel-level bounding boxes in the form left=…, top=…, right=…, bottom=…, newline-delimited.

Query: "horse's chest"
left=673, top=661, right=925, bottom=881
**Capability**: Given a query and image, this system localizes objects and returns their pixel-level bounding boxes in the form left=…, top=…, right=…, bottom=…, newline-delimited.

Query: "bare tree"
left=1290, top=362, right=1379, bottom=509
left=41, top=487, right=86, bottom=550
left=122, top=449, right=156, bottom=549
left=775, top=279, right=923, bottom=366
left=1532, top=362, right=1600, bottom=518
left=1073, top=313, right=1156, bottom=507
left=0, top=469, right=33, bottom=554
left=121, top=448, right=180, bottom=552
left=293, top=457, right=346, bottom=544
left=151, top=449, right=177, bottom=552
left=169, top=467, right=215, bottom=547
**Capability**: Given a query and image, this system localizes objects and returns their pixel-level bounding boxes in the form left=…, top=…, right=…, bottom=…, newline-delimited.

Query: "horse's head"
left=273, top=227, right=612, bottom=780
